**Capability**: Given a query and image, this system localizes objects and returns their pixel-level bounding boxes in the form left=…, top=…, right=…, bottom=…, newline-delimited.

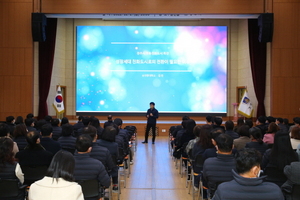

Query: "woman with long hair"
left=90, top=117, right=104, bottom=139
left=192, top=124, right=214, bottom=158
left=233, top=118, right=245, bottom=132
left=13, top=124, right=28, bottom=151
left=245, top=127, right=268, bottom=156
left=263, top=122, right=279, bottom=145
left=28, top=150, right=84, bottom=200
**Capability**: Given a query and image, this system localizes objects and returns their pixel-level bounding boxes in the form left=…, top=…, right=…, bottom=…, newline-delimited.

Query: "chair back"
left=21, top=165, right=48, bottom=185
left=77, top=179, right=100, bottom=199
left=0, top=179, right=20, bottom=198
left=291, top=184, right=300, bottom=200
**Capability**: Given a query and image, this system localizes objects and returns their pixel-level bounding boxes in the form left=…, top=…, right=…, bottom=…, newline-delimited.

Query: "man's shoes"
left=142, top=141, right=148, bottom=144
left=112, top=185, right=118, bottom=192
left=130, top=160, right=134, bottom=165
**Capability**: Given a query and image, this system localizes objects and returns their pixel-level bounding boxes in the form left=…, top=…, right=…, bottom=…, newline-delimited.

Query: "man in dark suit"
left=25, top=118, right=36, bottom=132
left=104, top=115, right=114, bottom=128
left=142, top=102, right=159, bottom=144
left=40, top=124, right=61, bottom=155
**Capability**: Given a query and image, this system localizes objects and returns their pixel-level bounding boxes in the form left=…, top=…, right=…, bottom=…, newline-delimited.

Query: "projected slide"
left=76, top=26, right=227, bottom=113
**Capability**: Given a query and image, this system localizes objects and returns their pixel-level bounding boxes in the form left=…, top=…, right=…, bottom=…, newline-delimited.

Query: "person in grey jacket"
left=212, top=148, right=284, bottom=200
left=281, top=161, right=300, bottom=200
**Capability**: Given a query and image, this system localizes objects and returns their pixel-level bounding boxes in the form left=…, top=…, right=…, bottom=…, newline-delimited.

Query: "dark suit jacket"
left=40, top=137, right=61, bottom=155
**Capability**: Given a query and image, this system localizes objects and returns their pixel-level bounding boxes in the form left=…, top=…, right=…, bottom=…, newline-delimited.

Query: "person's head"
left=245, top=119, right=253, bottom=128
left=101, top=126, right=117, bottom=142
left=113, top=118, right=123, bottom=128
left=82, top=117, right=90, bottom=126
left=237, top=118, right=245, bottom=126
left=51, top=118, right=60, bottom=127
left=26, top=131, right=40, bottom=146
left=78, top=115, right=83, bottom=121
left=0, top=137, right=14, bottom=165
left=46, top=150, right=75, bottom=182
left=82, top=125, right=97, bottom=141
left=210, top=129, right=224, bottom=146
left=181, top=120, right=188, bottom=129
left=150, top=102, right=155, bottom=109
left=61, top=117, right=69, bottom=126
left=44, top=115, right=52, bottom=123
left=0, top=123, right=10, bottom=137
left=295, top=117, right=300, bottom=127
left=215, top=134, right=233, bottom=153
left=249, top=127, right=263, bottom=144
left=6, top=116, right=15, bottom=124
left=283, top=118, right=289, bottom=125
left=90, top=117, right=100, bottom=128
left=266, top=116, right=276, bottom=123
left=276, top=117, right=283, bottom=125
left=206, top=116, right=213, bottom=124
left=237, top=125, right=250, bottom=137
left=61, top=124, right=74, bottom=137
left=291, top=126, right=300, bottom=139
left=15, top=116, right=24, bottom=125
left=270, top=132, right=298, bottom=170
left=13, top=124, right=27, bottom=138
left=225, top=120, right=234, bottom=131
left=25, top=118, right=35, bottom=127
left=236, top=148, right=262, bottom=178
left=267, top=122, right=279, bottom=133
left=26, top=113, right=34, bottom=119
left=35, top=119, right=47, bottom=131
left=107, top=115, right=113, bottom=121
left=182, top=115, right=190, bottom=121
left=40, top=124, right=53, bottom=137
left=214, top=117, right=223, bottom=126
left=256, top=116, right=266, bottom=125
left=197, top=124, right=214, bottom=149
left=76, top=134, right=92, bottom=153
left=185, top=119, right=196, bottom=135
left=193, top=125, right=201, bottom=138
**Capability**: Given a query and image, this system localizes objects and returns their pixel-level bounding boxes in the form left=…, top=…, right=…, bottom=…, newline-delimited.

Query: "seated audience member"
left=289, top=117, right=299, bottom=133
left=26, top=113, right=34, bottom=119
left=58, top=124, right=76, bottom=153
left=174, top=120, right=188, bottom=147
left=263, top=122, right=279, bottom=145
left=256, top=116, right=268, bottom=136
left=0, top=123, right=19, bottom=155
left=281, top=162, right=300, bottom=200
left=262, top=132, right=298, bottom=186
left=98, top=126, right=119, bottom=164
left=73, top=135, right=110, bottom=193
left=177, top=119, right=196, bottom=157
left=76, top=117, right=90, bottom=137
left=0, top=137, right=25, bottom=200
left=224, top=120, right=239, bottom=139
left=245, top=119, right=253, bottom=128
left=83, top=126, right=118, bottom=190
left=40, top=124, right=61, bottom=155
left=60, top=117, right=69, bottom=126
left=276, top=117, right=288, bottom=132
left=73, top=116, right=84, bottom=136
left=90, top=117, right=104, bottom=139
left=104, top=115, right=114, bottom=128
left=35, top=119, right=47, bottom=132
left=203, top=134, right=236, bottom=197
left=6, top=116, right=16, bottom=135
left=29, top=150, right=84, bottom=200
left=15, top=131, right=53, bottom=167
left=15, top=116, right=24, bottom=125
left=212, top=148, right=284, bottom=200
left=233, top=125, right=251, bottom=150
left=266, top=116, right=276, bottom=124
left=202, top=129, right=224, bottom=161
left=185, top=125, right=201, bottom=157
left=192, top=125, right=214, bottom=159
left=44, top=115, right=52, bottom=124
left=233, top=118, right=244, bottom=133
left=206, top=115, right=213, bottom=125
left=213, top=117, right=225, bottom=132
left=51, top=118, right=62, bottom=141
left=291, top=126, right=300, bottom=140
left=245, top=127, right=268, bottom=156
left=283, top=118, right=290, bottom=132
left=25, top=118, right=36, bottom=132
left=13, top=124, right=28, bottom=151
left=172, top=116, right=189, bottom=139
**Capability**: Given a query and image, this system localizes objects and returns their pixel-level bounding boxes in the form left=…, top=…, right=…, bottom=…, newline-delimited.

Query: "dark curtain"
left=248, top=19, right=267, bottom=118
left=38, top=18, right=57, bottom=120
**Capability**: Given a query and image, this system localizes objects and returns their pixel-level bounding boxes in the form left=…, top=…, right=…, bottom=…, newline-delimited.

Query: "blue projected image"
left=76, top=26, right=227, bottom=113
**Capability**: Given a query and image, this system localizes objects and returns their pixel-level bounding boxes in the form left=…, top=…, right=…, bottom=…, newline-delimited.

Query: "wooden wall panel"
left=41, top=0, right=264, bottom=14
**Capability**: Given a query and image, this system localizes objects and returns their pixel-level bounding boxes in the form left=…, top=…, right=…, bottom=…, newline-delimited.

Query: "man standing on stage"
left=142, top=102, right=159, bottom=144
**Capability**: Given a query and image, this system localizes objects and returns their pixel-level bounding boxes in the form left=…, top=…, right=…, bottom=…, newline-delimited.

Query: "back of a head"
left=13, top=124, right=27, bottom=138
left=101, top=126, right=117, bottom=142
left=61, top=117, right=69, bottom=126
left=26, top=113, right=34, bottom=119
left=186, top=119, right=196, bottom=135
left=44, top=115, right=52, bottom=123
left=215, top=134, right=233, bottom=153
left=249, top=127, right=263, bottom=143
left=267, top=122, right=279, bottom=133
left=237, top=125, right=250, bottom=137
left=35, top=119, right=47, bottom=130
left=193, top=125, right=202, bottom=137
left=198, top=124, right=214, bottom=149
left=206, top=115, right=212, bottom=123
left=78, top=115, right=83, bottom=121
left=276, top=117, right=283, bottom=124
left=210, top=128, right=224, bottom=140
left=236, top=148, right=262, bottom=174
left=82, top=125, right=97, bottom=139
left=245, top=119, right=253, bottom=128
left=6, top=116, right=15, bottom=124
left=41, top=124, right=53, bottom=136
left=26, top=131, right=40, bottom=146
left=294, top=117, right=300, bottom=125
left=225, top=120, right=234, bottom=131
left=257, top=116, right=266, bottom=124
left=82, top=117, right=90, bottom=126
left=267, top=116, right=276, bottom=123
left=76, top=134, right=92, bottom=152
left=51, top=118, right=60, bottom=127
left=214, top=117, right=223, bottom=126
left=0, top=123, right=10, bottom=137
left=61, top=124, right=74, bottom=137
left=283, top=118, right=289, bottom=125
left=46, top=150, right=75, bottom=182
left=25, top=118, right=34, bottom=127
left=113, top=118, right=123, bottom=127
left=90, top=117, right=100, bottom=128
left=15, top=116, right=24, bottom=125
left=237, top=118, right=245, bottom=126
left=182, top=115, right=190, bottom=121
left=0, top=137, right=14, bottom=164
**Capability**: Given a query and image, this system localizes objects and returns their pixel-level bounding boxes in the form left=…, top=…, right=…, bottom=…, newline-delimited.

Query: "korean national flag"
left=53, top=85, right=64, bottom=114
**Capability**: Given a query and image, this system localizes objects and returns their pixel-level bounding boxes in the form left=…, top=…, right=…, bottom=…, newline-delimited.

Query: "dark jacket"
left=26, top=126, right=36, bottom=132
left=212, top=170, right=284, bottom=200
left=0, top=162, right=18, bottom=180
left=225, top=130, right=239, bottom=139
left=146, top=108, right=159, bottom=124
left=15, top=145, right=53, bottom=167
left=256, top=124, right=268, bottom=136
left=73, top=121, right=84, bottom=136
left=90, top=142, right=115, bottom=173
left=245, top=141, right=268, bottom=156
left=73, top=152, right=110, bottom=187
left=97, top=139, right=119, bottom=164
left=203, top=154, right=236, bottom=190
left=281, top=162, right=300, bottom=200
left=58, top=136, right=76, bottom=151
left=14, top=136, right=28, bottom=151
left=40, top=137, right=61, bottom=155
left=51, top=126, right=62, bottom=141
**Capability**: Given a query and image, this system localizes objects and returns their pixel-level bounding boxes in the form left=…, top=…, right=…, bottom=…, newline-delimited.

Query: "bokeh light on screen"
left=76, top=26, right=227, bottom=113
